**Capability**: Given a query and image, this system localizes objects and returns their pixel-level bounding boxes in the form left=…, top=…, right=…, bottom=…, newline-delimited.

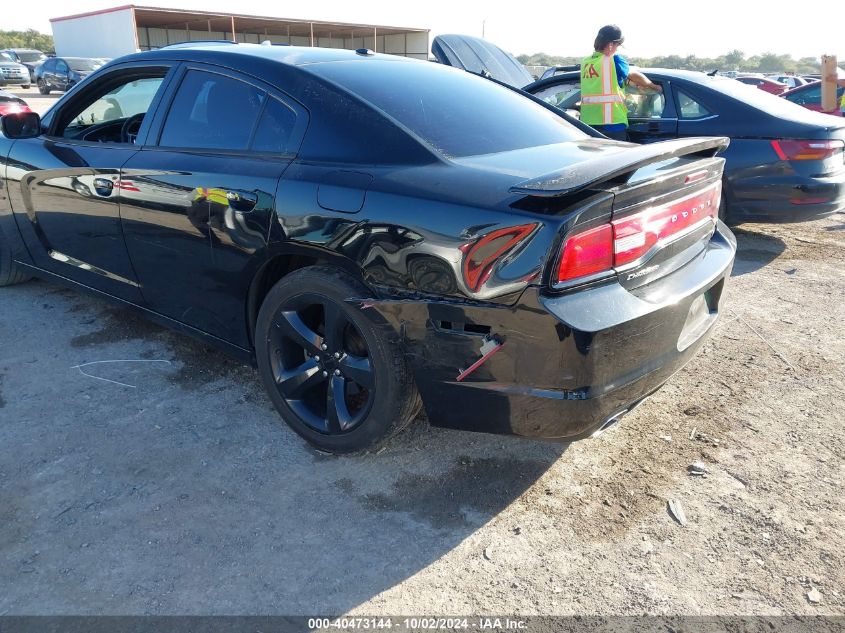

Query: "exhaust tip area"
left=591, top=410, right=628, bottom=438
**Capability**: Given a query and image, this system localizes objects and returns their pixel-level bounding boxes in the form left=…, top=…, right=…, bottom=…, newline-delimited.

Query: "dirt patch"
left=70, top=306, right=258, bottom=393
left=70, top=308, right=165, bottom=348
left=361, top=455, right=555, bottom=529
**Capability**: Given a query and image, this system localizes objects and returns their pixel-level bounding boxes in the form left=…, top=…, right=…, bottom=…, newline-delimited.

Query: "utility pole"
left=482, top=19, right=486, bottom=39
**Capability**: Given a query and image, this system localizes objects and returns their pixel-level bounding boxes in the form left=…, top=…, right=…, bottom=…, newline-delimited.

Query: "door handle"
left=93, top=178, right=114, bottom=196
left=226, top=190, right=258, bottom=212
left=648, top=122, right=661, bottom=131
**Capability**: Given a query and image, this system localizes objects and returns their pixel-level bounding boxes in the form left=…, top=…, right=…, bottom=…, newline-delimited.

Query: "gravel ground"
left=2, top=87, right=843, bottom=615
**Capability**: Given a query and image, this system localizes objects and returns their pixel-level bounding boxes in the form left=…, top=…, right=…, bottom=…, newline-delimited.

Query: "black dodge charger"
left=0, top=43, right=736, bottom=452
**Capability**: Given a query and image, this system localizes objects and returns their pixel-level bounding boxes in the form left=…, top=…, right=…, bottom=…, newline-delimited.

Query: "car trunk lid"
left=508, top=137, right=730, bottom=290
left=431, top=34, right=534, bottom=89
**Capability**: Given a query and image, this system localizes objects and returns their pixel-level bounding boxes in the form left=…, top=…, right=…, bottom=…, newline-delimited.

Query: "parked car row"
left=35, top=56, right=106, bottom=94
left=0, top=47, right=108, bottom=95
left=0, top=48, right=47, bottom=82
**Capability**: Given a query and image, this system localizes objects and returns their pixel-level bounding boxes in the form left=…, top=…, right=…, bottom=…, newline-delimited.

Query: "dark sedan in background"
left=35, top=56, right=106, bottom=94
left=431, top=35, right=845, bottom=224
left=525, top=69, right=845, bottom=223
left=0, top=43, right=735, bottom=453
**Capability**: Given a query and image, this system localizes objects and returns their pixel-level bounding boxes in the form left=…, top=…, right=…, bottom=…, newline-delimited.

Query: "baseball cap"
left=596, top=25, right=624, bottom=48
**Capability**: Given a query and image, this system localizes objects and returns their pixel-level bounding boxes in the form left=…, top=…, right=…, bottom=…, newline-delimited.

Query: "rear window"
left=17, top=51, right=46, bottom=63
left=316, top=60, right=585, bottom=158
left=697, top=75, right=834, bottom=120
left=67, top=58, right=103, bottom=72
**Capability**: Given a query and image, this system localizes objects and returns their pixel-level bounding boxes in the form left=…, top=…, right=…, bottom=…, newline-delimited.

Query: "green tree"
left=0, top=29, right=54, bottom=53
left=724, top=49, right=745, bottom=69
left=517, top=49, right=821, bottom=74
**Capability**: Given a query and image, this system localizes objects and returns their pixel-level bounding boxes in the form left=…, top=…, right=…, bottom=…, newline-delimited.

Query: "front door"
left=54, top=59, right=71, bottom=92
left=5, top=64, right=174, bottom=301
left=625, top=82, right=678, bottom=144
left=120, top=65, right=307, bottom=347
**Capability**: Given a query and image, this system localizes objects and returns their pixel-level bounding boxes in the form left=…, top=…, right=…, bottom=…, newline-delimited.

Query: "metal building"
left=50, top=5, right=430, bottom=60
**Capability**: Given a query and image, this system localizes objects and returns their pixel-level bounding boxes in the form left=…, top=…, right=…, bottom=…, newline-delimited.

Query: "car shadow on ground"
left=729, top=225, right=787, bottom=276
left=0, top=281, right=568, bottom=614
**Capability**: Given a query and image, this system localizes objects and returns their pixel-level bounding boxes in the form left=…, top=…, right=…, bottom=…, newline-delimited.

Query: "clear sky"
left=9, top=0, right=845, bottom=60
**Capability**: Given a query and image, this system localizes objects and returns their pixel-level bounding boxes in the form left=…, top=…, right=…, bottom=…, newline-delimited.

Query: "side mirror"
left=1, top=111, right=42, bottom=139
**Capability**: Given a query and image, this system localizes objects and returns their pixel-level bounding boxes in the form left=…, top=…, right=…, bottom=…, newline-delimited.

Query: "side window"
left=531, top=82, right=581, bottom=110
left=159, top=70, right=264, bottom=151
left=251, top=97, right=297, bottom=154
left=58, top=74, right=166, bottom=141
left=56, top=60, right=68, bottom=73
left=676, top=89, right=711, bottom=119
left=785, top=84, right=819, bottom=105
left=625, top=84, right=665, bottom=119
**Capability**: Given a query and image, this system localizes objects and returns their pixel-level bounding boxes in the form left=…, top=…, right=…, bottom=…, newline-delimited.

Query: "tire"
left=37, top=79, right=49, bottom=95
left=21, top=85, right=30, bottom=90
left=255, top=265, right=419, bottom=453
left=0, top=223, right=31, bottom=287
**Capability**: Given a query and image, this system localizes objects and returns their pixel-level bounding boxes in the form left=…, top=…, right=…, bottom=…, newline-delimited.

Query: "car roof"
left=118, top=42, right=416, bottom=69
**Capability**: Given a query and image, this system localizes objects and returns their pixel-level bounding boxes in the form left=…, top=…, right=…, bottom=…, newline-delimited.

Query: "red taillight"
left=555, top=181, right=722, bottom=285
left=461, top=223, right=537, bottom=292
left=771, top=139, right=844, bottom=161
left=556, top=224, right=613, bottom=283
left=612, top=181, right=721, bottom=266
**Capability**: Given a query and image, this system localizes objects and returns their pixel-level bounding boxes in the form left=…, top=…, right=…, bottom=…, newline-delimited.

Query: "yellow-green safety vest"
left=580, top=51, right=628, bottom=127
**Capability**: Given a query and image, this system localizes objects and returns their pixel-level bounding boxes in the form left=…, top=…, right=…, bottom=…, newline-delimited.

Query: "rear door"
left=5, top=63, right=175, bottom=302
left=120, top=64, right=308, bottom=347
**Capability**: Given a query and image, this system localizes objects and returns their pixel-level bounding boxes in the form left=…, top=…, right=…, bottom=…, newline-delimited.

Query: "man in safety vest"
left=580, top=25, right=662, bottom=141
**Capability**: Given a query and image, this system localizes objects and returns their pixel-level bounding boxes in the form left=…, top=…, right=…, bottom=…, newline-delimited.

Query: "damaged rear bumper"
left=365, top=223, right=736, bottom=441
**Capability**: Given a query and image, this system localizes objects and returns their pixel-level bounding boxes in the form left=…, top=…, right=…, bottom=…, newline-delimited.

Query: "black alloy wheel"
left=255, top=266, right=419, bottom=453
left=269, top=293, right=375, bottom=434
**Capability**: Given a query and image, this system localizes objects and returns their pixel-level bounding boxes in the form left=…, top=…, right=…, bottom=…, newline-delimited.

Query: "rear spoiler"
left=509, top=137, right=730, bottom=198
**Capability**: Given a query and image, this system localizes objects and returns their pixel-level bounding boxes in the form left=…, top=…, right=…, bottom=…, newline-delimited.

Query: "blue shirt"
left=614, top=55, right=629, bottom=87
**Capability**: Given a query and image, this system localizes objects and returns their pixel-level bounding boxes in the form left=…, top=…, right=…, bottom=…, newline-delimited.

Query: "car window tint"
left=57, top=60, right=68, bottom=73
left=626, top=85, right=666, bottom=118
left=676, top=89, right=711, bottom=119
left=532, top=82, right=581, bottom=110
left=251, top=97, right=297, bottom=153
left=317, top=61, right=585, bottom=158
left=786, top=84, right=819, bottom=105
left=69, top=77, right=164, bottom=130
left=160, top=70, right=264, bottom=150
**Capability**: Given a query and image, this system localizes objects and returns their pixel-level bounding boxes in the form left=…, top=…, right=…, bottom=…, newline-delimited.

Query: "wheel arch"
left=245, top=244, right=370, bottom=349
